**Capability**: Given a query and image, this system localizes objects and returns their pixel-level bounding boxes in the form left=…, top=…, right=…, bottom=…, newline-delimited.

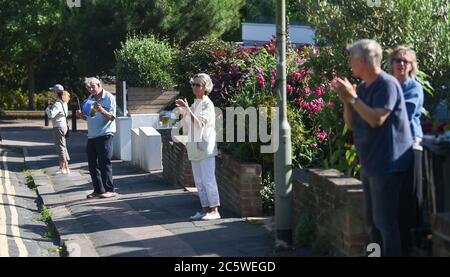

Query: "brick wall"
left=161, top=130, right=195, bottom=188
left=161, top=132, right=263, bottom=217
left=216, top=153, right=263, bottom=217
left=292, top=168, right=368, bottom=256
left=431, top=212, right=450, bottom=257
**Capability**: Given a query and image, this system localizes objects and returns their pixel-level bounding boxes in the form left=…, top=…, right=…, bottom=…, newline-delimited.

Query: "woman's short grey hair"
left=347, top=39, right=382, bottom=68
left=84, top=77, right=102, bottom=87
left=190, top=73, right=213, bottom=94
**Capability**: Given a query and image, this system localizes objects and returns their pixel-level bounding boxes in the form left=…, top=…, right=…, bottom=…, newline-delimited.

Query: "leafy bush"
left=294, top=0, right=450, bottom=104
left=173, top=39, right=234, bottom=103
left=115, top=35, right=176, bottom=89
left=0, top=90, right=54, bottom=110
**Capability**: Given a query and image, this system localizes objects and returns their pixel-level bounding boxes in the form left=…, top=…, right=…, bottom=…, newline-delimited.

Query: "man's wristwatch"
left=349, top=95, right=358, bottom=105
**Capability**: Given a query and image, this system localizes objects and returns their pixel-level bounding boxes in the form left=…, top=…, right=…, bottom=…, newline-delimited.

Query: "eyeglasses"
left=393, top=58, right=411, bottom=64
left=191, top=83, right=204, bottom=88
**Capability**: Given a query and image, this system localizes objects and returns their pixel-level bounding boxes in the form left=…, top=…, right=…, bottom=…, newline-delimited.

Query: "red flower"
left=421, top=121, right=433, bottom=134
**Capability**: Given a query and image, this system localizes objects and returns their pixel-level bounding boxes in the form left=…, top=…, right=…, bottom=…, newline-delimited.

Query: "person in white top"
left=45, top=84, right=71, bottom=174
left=176, top=73, right=221, bottom=220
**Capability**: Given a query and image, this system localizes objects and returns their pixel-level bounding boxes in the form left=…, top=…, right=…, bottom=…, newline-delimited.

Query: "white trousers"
left=191, top=157, right=220, bottom=208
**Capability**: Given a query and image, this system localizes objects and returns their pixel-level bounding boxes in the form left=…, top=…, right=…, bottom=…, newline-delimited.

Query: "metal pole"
left=71, top=106, right=77, bottom=132
left=71, top=95, right=80, bottom=132
left=44, top=99, right=51, bottom=127
left=44, top=112, right=49, bottom=127
left=123, top=81, right=127, bottom=116
left=275, top=0, right=292, bottom=249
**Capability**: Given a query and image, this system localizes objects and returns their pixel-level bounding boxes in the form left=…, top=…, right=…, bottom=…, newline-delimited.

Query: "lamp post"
left=274, top=0, right=292, bottom=249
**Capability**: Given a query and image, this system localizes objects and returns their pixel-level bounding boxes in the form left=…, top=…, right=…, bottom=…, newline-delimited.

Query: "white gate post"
left=123, top=81, right=127, bottom=116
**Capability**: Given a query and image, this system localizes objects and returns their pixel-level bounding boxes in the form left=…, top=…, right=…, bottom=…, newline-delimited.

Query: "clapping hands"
left=331, top=77, right=358, bottom=104
left=175, top=98, right=189, bottom=108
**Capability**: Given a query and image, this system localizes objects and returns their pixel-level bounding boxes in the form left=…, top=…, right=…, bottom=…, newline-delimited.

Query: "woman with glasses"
left=390, top=46, right=425, bottom=256
left=176, top=73, right=221, bottom=220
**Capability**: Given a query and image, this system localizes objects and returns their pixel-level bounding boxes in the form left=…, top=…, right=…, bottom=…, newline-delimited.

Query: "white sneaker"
left=202, top=212, right=221, bottom=220
left=56, top=170, right=64, bottom=174
left=65, top=168, right=70, bottom=175
left=189, top=212, right=206, bottom=220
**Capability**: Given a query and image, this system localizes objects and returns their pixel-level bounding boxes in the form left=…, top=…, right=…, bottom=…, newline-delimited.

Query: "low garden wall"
left=292, top=168, right=368, bottom=256
left=161, top=133, right=262, bottom=217
left=431, top=212, right=450, bottom=257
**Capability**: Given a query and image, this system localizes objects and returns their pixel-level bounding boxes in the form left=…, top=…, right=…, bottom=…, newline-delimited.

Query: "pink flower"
left=308, top=98, right=324, bottom=114
left=303, top=85, right=311, bottom=97
left=300, top=102, right=309, bottom=109
left=314, top=84, right=325, bottom=97
left=316, top=128, right=329, bottom=142
left=270, top=69, right=277, bottom=78
left=327, top=101, right=335, bottom=110
left=257, top=74, right=265, bottom=87
left=271, top=79, right=276, bottom=86
left=287, top=84, right=293, bottom=93
left=295, top=57, right=302, bottom=65
left=310, top=143, right=317, bottom=149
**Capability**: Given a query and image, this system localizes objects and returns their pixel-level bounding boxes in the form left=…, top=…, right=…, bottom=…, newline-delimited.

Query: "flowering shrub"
left=173, top=39, right=235, bottom=103
left=176, top=38, right=360, bottom=176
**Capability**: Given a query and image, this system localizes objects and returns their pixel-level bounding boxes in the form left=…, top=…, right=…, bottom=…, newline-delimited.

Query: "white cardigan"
left=182, top=96, right=218, bottom=161
left=45, top=99, right=68, bottom=128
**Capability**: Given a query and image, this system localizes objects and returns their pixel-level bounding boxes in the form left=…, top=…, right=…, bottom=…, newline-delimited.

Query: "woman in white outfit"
left=176, top=73, right=221, bottom=220
left=46, top=85, right=71, bottom=174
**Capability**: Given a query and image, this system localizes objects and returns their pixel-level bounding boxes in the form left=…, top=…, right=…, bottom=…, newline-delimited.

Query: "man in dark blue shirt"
left=332, top=39, right=413, bottom=257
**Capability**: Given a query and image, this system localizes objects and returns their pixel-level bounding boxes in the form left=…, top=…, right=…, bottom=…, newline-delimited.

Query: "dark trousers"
left=87, top=135, right=114, bottom=193
left=362, top=173, right=403, bottom=257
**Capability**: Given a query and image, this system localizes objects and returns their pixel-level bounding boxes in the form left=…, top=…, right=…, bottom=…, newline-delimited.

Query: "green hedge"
left=0, top=90, right=54, bottom=110
left=115, top=35, right=176, bottom=89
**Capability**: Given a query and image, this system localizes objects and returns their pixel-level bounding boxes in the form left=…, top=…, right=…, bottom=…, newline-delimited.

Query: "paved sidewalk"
left=0, top=119, right=313, bottom=257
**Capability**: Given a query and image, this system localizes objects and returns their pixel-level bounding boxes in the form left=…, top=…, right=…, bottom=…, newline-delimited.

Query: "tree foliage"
left=294, top=0, right=450, bottom=96
left=0, top=0, right=63, bottom=109
left=0, top=0, right=245, bottom=109
left=122, top=0, right=245, bottom=46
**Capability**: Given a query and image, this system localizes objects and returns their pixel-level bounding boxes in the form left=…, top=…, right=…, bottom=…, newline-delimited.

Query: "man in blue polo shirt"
left=80, top=77, right=117, bottom=199
left=332, top=39, right=413, bottom=256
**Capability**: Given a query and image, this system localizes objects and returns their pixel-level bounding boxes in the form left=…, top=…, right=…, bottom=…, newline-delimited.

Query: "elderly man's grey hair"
left=84, top=77, right=102, bottom=87
left=347, top=39, right=383, bottom=68
left=190, top=73, right=214, bottom=94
